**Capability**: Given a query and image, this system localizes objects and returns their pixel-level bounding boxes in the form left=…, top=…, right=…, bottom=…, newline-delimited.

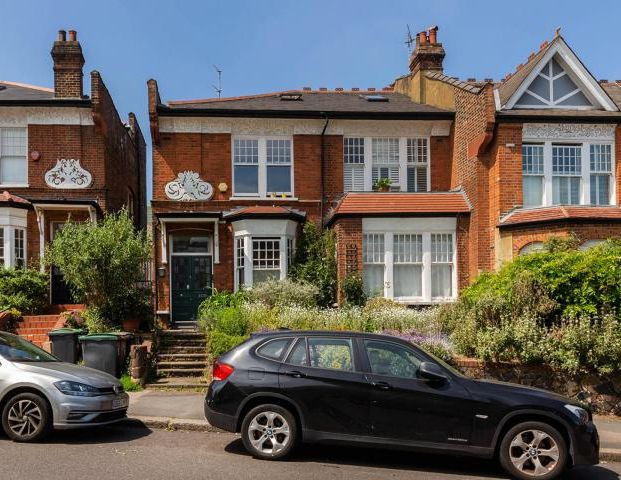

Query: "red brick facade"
left=0, top=31, right=146, bottom=289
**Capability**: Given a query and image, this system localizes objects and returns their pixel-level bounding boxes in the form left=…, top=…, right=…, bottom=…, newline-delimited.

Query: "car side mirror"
left=418, top=361, right=448, bottom=383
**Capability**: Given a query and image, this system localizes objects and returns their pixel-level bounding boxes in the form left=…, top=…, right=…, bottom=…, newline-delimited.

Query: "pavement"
left=126, top=390, right=621, bottom=461
left=1, top=425, right=619, bottom=480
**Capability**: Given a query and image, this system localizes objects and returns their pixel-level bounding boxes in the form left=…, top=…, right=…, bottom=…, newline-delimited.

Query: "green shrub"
left=247, top=279, right=319, bottom=308
left=198, top=290, right=246, bottom=331
left=207, top=330, right=249, bottom=359
left=83, top=307, right=115, bottom=334
left=120, top=374, right=143, bottom=392
left=364, top=297, right=407, bottom=312
left=341, top=273, right=366, bottom=307
left=0, top=268, right=48, bottom=314
left=45, top=209, right=151, bottom=326
left=289, top=222, right=337, bottom=307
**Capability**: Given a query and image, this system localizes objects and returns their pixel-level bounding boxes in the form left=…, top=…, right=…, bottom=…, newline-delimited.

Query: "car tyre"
left=499, top=421, right=567, bottom=480
left=2, top=392, right=51, bottom=443
left=241, top=404, right=297, bottom=460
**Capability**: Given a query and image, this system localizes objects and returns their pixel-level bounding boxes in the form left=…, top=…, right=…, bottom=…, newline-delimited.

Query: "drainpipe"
left=319, top=113, right=330, bottom=230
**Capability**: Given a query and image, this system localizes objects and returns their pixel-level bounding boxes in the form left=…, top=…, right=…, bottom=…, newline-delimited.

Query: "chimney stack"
left=409, top=25, right=445, bottom=74
left=51, top=29, right=85, bottom=98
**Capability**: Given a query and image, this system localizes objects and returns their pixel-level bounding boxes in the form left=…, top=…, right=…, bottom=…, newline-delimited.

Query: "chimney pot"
left=428, top=25, right=438, bottom=44
left=57, top=30, right=66, bottom=41
left=528, top=52, right=535, bottom=61
left=319, top=87, right=327, bottom=91
left=68, top=30, right=77, bottom=41
left=335, top=87, right=343, bottom=91
left=540, top=41, right=549, bottom=50
left=467, top=77, right=476, bottom=82
left=352, top=87, right=360, bottom=91
left=484, top=78, right=494, bottom=83
left=367, top=87, right=376, bottom=91
left=302, top=87, right=311, bottom=91
left=600, top=79, right=609, bottom=83
left=418, top=31, right=427, bottom=45
left=516, top=63, right=524, bottom=71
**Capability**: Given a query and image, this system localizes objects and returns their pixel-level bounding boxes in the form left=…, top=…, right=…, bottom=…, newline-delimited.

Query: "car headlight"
left=54, top=381, right=100, bottom=397
left=565, top=404, right=589, bottom=424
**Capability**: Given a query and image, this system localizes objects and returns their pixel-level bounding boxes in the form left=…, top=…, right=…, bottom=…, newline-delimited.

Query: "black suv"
left=205, top=331, right=598, bottom=480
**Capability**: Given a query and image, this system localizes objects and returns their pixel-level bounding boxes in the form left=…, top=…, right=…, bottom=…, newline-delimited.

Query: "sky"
left=1, top=0, right=620, bottom=199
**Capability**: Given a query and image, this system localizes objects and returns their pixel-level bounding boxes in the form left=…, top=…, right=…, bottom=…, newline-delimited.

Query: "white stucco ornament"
left=44, top=159, right=93, bottom=189
left=165, top=171, right=214, bottom=201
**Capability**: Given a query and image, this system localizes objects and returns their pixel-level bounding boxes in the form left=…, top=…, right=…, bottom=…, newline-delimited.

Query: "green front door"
left=171, top=255, right=213, bottom=322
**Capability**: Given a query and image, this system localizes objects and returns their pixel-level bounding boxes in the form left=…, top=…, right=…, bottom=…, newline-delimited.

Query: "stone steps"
left=157, top=353, right=208, bottom=362
left=15, top=314, right=64, bottom=348
left=145, top=376, right=209, bottom=391
left=153, top=330, right=208, bottom=384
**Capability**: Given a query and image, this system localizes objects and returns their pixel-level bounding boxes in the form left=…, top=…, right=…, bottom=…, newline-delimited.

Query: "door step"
left=145, top=376, right=209, bottom=391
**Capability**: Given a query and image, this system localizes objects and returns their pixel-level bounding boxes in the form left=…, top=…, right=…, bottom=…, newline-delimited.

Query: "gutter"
left=320, top=113, right=330, bottom=230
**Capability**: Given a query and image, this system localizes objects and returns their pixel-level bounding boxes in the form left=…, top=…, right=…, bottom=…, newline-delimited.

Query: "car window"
left=285, top=338, right=308, bottom=366
left=364, top=340, right=421, bottom=379
left=308, top=337, right=354, bottom=371
left=256, top=338, right=292, bottom=361
left=0, top=333, right=58, bottom=362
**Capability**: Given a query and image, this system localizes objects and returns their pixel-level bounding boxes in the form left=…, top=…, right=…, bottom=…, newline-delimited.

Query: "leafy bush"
left=289, top=222, right=336, bottom=307
left=83, top=307, right=115, bottom=334
left=247, top=279, right=319, bottom=308
left=198, top=290, right=247, bottom=332
left=207, top=330, right=249, bottom=360
left=341, top=273, right=366, bottom=307
left=45, top=209, right=151, bottom=327
left=364, top=297, right=407, bottom=312
left=120, top=373, right=143, bottom=392
left=0, top=268, right=48, bottom=314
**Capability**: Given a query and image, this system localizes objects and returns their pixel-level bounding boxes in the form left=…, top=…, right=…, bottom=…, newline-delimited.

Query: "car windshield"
left=0, top=333, right=58, bottom=362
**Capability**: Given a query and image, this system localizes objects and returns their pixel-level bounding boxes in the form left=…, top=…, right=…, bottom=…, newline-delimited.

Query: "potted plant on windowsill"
left=374, top=178, right=392, bottom=192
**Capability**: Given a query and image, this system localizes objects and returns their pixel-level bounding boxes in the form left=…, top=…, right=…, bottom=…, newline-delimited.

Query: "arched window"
left=519, top=242, right=545, bottom=256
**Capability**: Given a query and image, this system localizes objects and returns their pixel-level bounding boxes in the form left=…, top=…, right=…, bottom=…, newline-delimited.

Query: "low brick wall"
left=453, top=357, right=621, bottom=415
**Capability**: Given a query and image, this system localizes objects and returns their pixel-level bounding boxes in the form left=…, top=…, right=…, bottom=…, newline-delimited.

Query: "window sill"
left=393, top=297, right=457, bottom=305
left=229, top=196, right=299, bottom=201
left=0, top=184, right=29, bottom=188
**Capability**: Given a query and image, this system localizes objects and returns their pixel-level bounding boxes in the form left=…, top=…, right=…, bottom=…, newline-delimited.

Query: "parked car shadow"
left=0, top=422, right=152, bottom=445
left=224, top=438, right=619, bottom=479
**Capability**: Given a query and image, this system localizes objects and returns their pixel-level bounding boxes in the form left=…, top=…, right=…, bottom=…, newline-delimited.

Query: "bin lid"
left=49, top=328, right=83, bottom=336
left=78, top=334, right=119, bottom=341
left=114, top=332, right=135, bottom=338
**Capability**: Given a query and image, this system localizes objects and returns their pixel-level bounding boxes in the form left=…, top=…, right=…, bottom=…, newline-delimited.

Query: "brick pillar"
left=51, top=30, right=85, bottom=98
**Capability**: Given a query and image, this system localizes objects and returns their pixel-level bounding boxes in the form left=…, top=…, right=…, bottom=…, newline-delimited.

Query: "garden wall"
left=454, top=357, right=621, bottom=415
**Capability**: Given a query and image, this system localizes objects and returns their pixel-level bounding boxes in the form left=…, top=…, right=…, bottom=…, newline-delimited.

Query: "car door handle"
left=284, top=370, right=305, bottom=378
left=371, top=381, right=392, bottom=391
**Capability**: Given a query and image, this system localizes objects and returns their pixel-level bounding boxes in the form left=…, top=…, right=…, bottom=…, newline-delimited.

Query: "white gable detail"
left=504, top=38, right=618, bottom=112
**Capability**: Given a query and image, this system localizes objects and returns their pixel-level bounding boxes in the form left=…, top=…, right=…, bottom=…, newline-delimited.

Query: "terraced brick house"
left=149, top=26, right=621, bottom=328
left=0, top=29, right=146, bottom=314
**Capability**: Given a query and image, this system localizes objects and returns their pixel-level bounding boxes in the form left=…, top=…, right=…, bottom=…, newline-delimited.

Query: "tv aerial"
left=212, top=65, right=222, bottom=98
left=405, top=24, right=415, bottom=52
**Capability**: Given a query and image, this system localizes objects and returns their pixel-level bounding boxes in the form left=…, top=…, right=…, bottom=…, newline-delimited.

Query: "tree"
left=45, top=209, right=151, bottom=325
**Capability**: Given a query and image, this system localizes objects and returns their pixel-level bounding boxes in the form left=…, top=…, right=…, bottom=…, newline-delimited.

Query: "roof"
left=0, top=191, right=31, bottom=209
left=326, top=191, right=471, bottom=224
left=499, top=206, right=621, bottom=227
left=0, top=80, right=89, bottom=106
left=222, top=205, right=306, bottom=221
left=424, top=72, right=485, bottom=94
left=159, top=90, right=454, bottom=119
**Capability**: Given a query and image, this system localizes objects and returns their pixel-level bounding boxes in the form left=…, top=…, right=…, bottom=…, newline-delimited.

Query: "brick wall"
left=430, top=135, right=452, bottom=191
left=333, top=217, right=363, bottom=304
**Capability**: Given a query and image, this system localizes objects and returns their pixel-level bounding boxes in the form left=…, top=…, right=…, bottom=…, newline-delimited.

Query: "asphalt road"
left=0, top=425, right=620, bottom=480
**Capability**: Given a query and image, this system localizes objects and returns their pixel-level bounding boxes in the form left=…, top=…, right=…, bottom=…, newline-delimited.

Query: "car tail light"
left=212, top=361, right=235, bottom=381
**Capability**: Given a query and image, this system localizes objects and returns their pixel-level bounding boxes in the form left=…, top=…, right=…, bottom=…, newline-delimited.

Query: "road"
left=0, top=425, right=619, bottom=480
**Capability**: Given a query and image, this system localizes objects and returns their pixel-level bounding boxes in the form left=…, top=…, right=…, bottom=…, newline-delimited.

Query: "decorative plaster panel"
left=523, top=123, right=616, bottom=141
left=0, top=107, right=94, bottom=127
left=44, top=159, right=93, bottom=189
left=165, top=171, right=214, bottom=201
left=159, top=116, right=452, bottom=137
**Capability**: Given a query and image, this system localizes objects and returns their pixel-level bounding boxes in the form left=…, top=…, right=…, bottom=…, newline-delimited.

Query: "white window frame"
left=233, top=234, right=295, bottom=290
left=362, top=218, right=457, bottom=304
left=0, top=127, right=29, bottom=187
left=343, top=136, right=430, bottom=192
left=231, top=136, right=294, bottom=199
left=0, top=207, right=28, bottom=268
left=521, top=139, right=616, bottom=207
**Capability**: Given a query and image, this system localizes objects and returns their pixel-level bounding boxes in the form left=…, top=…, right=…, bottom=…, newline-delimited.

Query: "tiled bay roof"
left=223, top=205, right=306, bottom=221
left=499, top=206, right=621, bottom=227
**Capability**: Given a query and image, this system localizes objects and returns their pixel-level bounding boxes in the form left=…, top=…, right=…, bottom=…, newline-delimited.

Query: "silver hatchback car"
left=0, top=331, right=129, bottom=442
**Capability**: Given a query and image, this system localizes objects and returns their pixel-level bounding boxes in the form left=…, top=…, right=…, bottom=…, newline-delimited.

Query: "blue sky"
left=1, top=0, right=620, bottom=199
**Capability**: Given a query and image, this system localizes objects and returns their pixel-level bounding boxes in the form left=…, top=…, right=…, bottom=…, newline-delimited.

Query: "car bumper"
left=52, top=392, right=130, bottom=429
left=204, top=399, right=236, bottom=432
left=572, top=422, right=600, bottom=466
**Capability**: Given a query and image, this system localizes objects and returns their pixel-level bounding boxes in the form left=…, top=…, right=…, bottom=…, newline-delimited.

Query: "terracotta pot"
left=377, top=186, right=390, bottom=193
left=121, top=317, right=141, bottom=333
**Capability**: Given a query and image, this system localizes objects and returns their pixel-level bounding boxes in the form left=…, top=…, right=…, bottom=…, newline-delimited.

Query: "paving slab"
left=128, top=391, right=206, bottom=420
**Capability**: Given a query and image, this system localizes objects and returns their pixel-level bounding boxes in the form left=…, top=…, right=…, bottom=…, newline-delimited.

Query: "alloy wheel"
left=6, top=400, right=43, bottom=439
left=247, top=411, right=291, bottom=455
left=509, top=429, right=560, bottom=477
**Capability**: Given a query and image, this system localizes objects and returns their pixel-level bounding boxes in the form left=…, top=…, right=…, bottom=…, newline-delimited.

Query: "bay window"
left=362, top=218, right=456, bottom=303
left=252, top=237, right=281, bottom=283
left=14, top=228, right=25, bottom=268
left=0, top=127, right=27, bottom=186
left=0, top=208, right=27, bottom=268
left=521, top=140, right=614, bottom=207
left=235, top=237, right=245, bottom=289
left=343, top=137, right=430, bottom=192
left=233, top=137, right=293, bottom=197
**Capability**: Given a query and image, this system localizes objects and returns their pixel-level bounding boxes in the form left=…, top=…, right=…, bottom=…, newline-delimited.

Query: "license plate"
left=112, top=396, right=128, bottom=409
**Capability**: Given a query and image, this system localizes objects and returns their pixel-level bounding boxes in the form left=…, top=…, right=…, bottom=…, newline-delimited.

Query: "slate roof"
left=0, top=81, right=54, bottom=101
left=499, top=206, right=621, bottom=227
left=326, top=191, right=471, bottom=225
left=161, top=90, right=453, bottom=118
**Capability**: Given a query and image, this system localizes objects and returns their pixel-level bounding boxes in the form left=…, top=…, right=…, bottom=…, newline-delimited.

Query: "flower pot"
left=121, top=317, right=141, bottom=333
left=377, top=186, right=390, bottom=192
